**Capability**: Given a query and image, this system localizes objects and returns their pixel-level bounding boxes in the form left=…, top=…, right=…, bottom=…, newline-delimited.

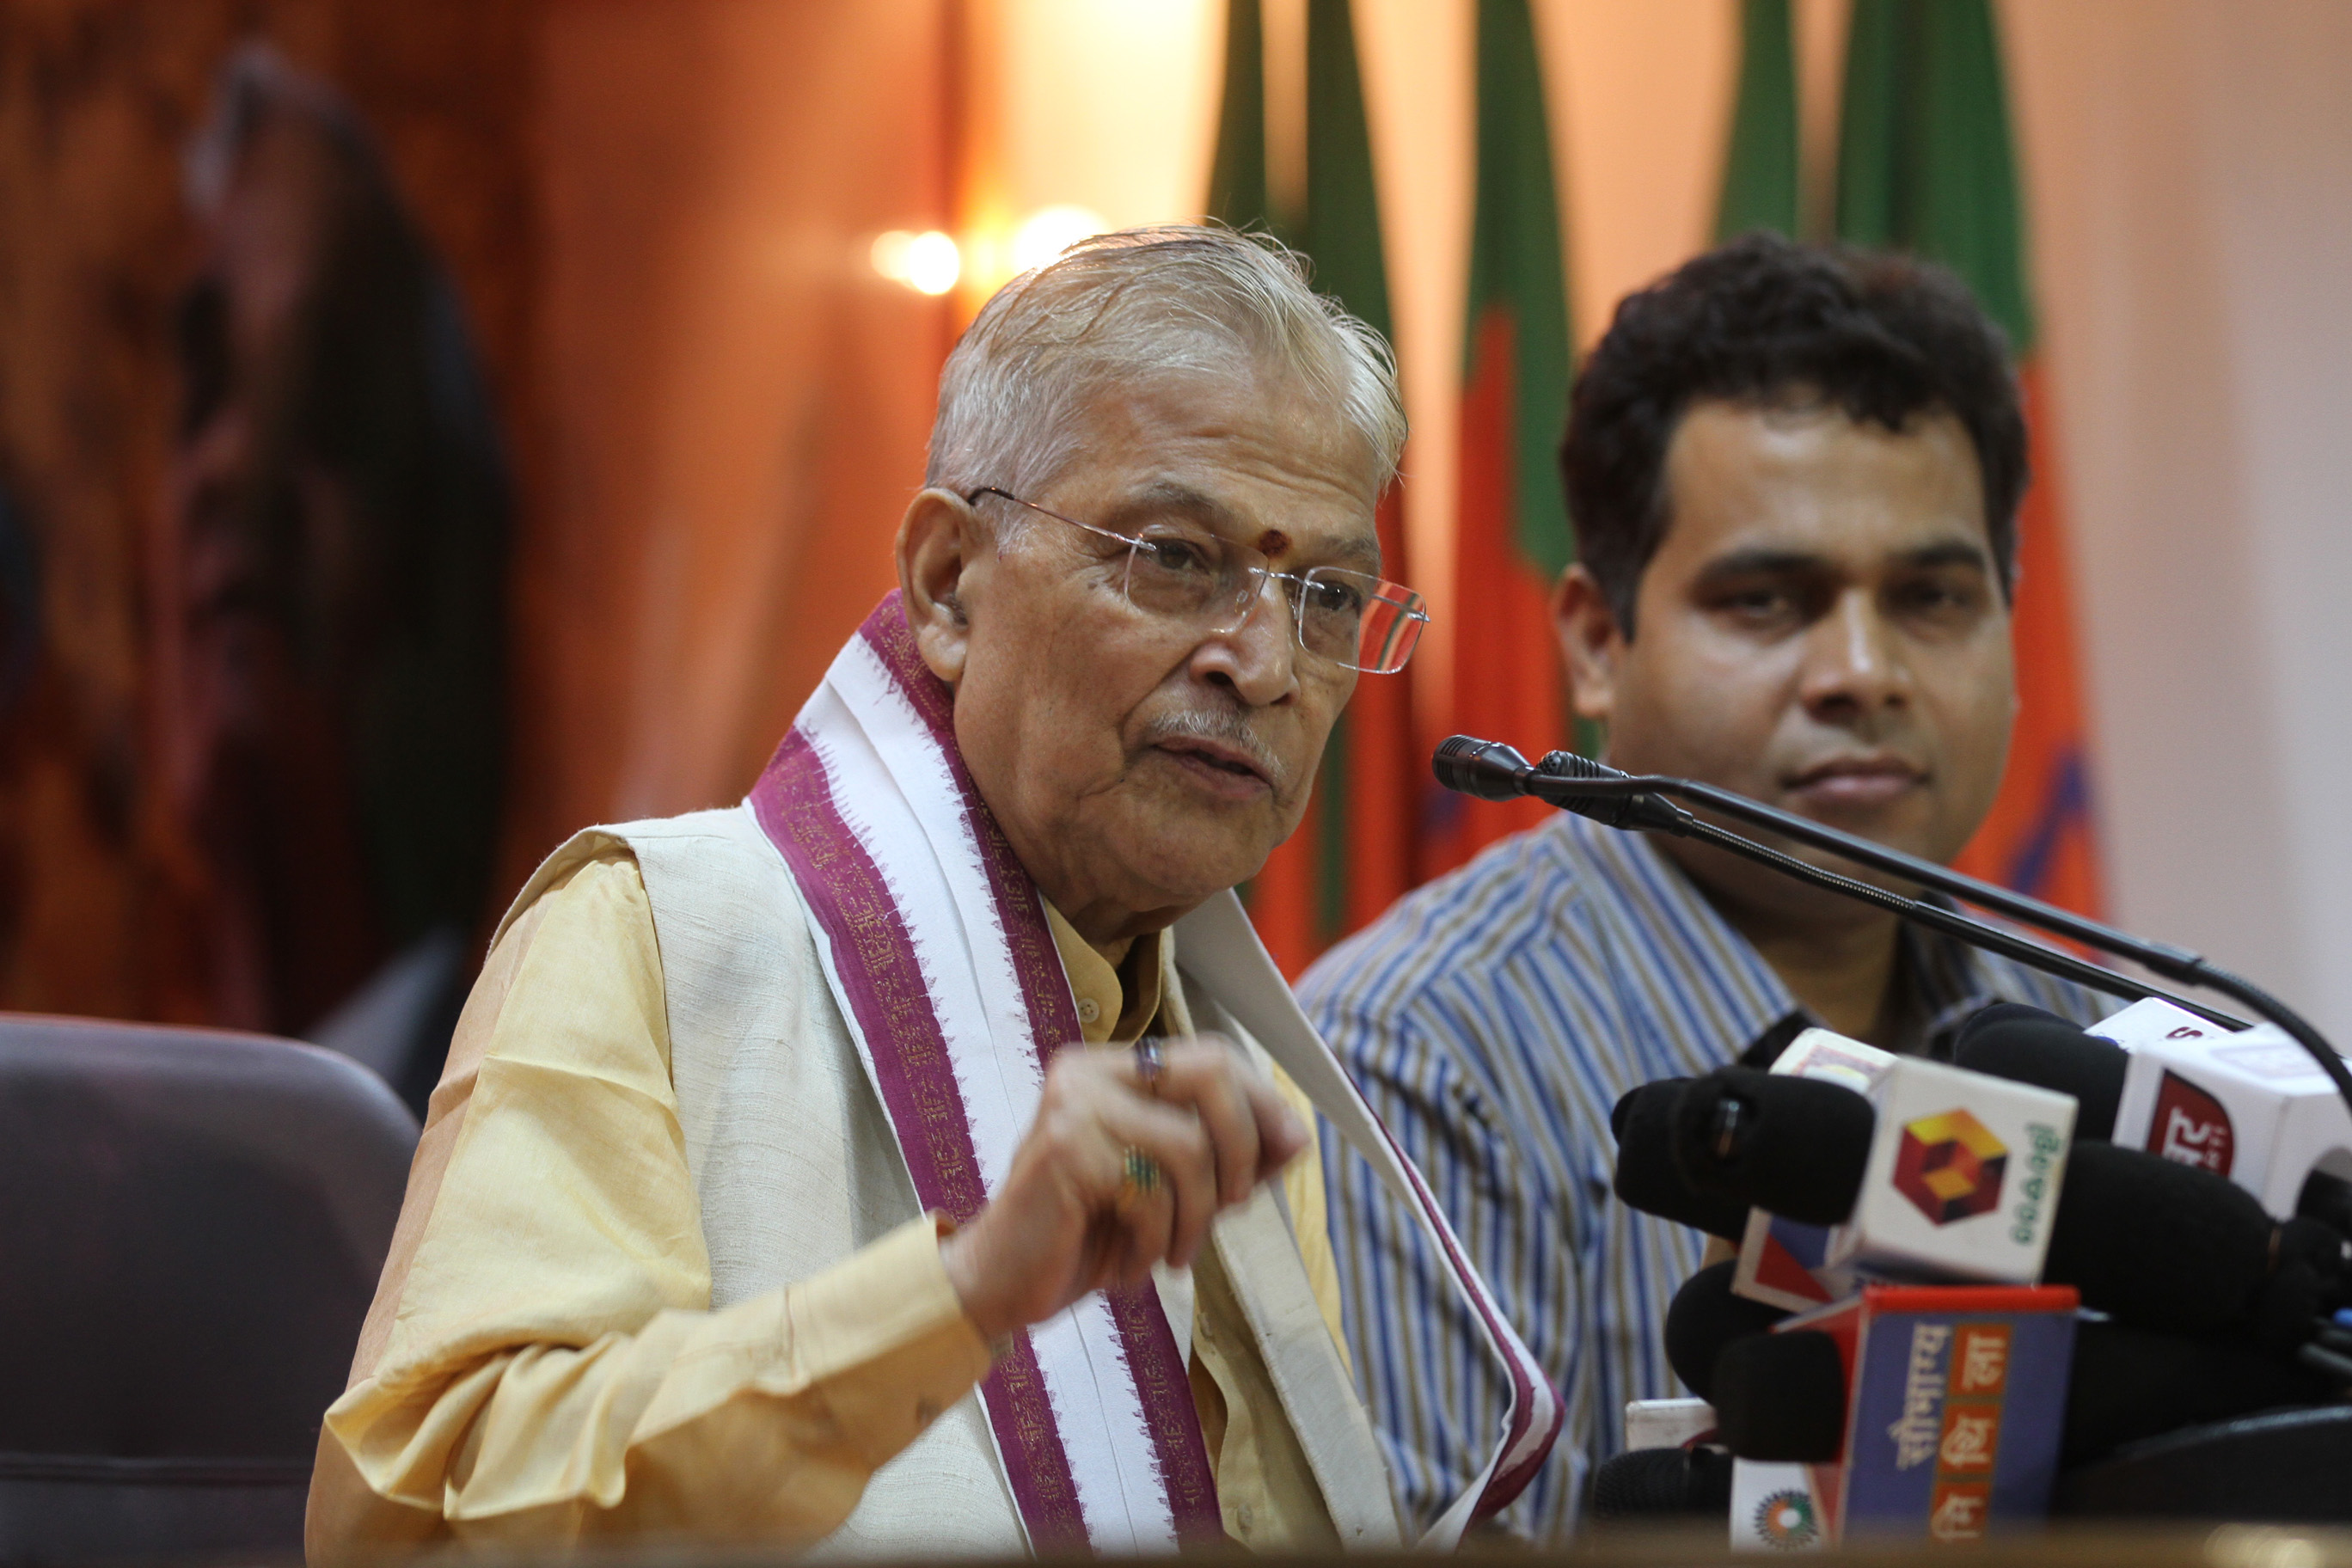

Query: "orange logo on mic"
left=1893, top=1109, right=2009, bottom=1225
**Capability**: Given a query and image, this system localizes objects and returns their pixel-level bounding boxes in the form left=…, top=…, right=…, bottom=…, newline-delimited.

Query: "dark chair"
left=0, top=1014, right=418, bottom=1565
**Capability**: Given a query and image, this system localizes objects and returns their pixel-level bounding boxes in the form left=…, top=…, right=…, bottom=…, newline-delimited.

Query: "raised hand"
left=940, top=1035, right=1307, bottom=1342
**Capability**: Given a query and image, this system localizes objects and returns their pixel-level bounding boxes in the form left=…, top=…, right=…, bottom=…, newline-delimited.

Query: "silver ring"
left=1133, top=1037, right=1164, bottom=1093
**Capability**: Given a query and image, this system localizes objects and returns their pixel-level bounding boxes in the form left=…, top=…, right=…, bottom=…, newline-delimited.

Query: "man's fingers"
left=1242, top=1072, right=1309, bottom=1179
left=1151, top=1046, right=1259, bottom=1205
left=1102, top=1142, right=1174, bottom=1286
left=1100, top=1097, right=1220, bottom=1268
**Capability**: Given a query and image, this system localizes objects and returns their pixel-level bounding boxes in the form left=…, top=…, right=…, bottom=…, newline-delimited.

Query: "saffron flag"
left=1426, top=0, right=1576, bottom=878
left=1835, top=0, right=2103, bottom=914
left=1208, top=0, right=1421, bottom=974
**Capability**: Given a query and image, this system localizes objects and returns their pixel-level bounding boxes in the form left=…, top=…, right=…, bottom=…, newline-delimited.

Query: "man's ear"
left=1553, top=564, right=1626, bottom=728
left=897, top=487, right=982, bottom=684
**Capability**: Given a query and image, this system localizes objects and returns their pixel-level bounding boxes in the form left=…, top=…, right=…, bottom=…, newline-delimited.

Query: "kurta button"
left=1076, top=998, right=1101, bottom=1025
left=1234, top=1504, right=1253, bottom=1535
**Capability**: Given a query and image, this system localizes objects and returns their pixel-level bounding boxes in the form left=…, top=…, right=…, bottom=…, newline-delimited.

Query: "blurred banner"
left=1212, top=0, right=1421, bottom=977
left=1424, top=0, right=1577, bottom=880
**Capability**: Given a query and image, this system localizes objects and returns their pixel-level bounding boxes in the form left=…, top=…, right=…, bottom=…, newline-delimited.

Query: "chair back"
left=0, top=1014, right=418, bottom=1564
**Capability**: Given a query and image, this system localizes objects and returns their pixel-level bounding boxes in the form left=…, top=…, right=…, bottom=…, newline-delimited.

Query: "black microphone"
left=2047, top=1142, right=2349, bottom=1350
left=1430, top=736, right=1536, bottom=802
left=1431, top=736, right=1680, bottom=830
left=1711, top=1329, right=1848, bottom=1461
left=1611, top=1079, right=1751, bottom=1240
left=1586, top=1445, right=1734, bottom=1522
left=1954, top=1003, right=2128, bottom=1142
left=1957, top=1005, right=2352, bottom=1239
left=1691, top=1307, right=2343, bottom=1469
left=1620, top=1069, right=2349, bottom=1340
left=1668, top=1067, right=1877, bottom=1226
left=1611, top=1070, right=1877, bottom=1235
left=1663, top=1260, right=1790, bottom=1400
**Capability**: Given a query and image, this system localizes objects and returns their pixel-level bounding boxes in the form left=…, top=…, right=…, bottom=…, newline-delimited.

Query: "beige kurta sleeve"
left=307, top=851, right=994, bottom=1556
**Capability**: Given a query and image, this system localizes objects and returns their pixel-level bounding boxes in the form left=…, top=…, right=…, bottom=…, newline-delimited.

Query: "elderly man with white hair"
left=307, top=228, right=1556, bottom=1558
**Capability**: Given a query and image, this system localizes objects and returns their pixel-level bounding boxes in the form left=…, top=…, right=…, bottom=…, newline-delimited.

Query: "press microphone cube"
left=1770, top=1283, right=2079, bottom=1544
left=2094, top=997, right=2352, bottom=1222
left=1732, top=1030, right=2079, bottom=1311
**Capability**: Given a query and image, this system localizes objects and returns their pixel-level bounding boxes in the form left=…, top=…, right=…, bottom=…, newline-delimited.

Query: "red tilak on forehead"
left=1256, top=528, right=1291, bottom=555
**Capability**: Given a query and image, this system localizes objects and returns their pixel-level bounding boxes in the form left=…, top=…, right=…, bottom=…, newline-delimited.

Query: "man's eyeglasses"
left=965, top=487, right=1428, bottom=675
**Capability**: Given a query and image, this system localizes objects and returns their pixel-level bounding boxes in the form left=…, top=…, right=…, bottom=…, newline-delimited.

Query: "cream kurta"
left=309, top=809, right=1379, bottom=1557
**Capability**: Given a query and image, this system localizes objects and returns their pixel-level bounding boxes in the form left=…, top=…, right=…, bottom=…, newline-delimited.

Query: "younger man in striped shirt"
left=1303, top=236, right=2118, bottom=1540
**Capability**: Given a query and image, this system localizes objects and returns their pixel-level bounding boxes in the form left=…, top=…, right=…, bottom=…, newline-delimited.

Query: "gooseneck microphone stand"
left=1434, top=735, right=2352, bottom=1123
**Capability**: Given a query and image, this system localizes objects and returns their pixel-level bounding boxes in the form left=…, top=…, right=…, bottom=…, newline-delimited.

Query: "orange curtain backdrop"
left=505, top=0, right=956, bottom=889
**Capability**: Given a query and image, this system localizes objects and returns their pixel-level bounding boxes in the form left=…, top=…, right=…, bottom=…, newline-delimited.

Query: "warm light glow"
left=1010, top=205, right=1108, bottom=275
left=870, top=229, right=960, bottom=295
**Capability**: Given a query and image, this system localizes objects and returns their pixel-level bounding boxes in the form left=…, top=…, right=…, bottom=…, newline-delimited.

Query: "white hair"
left=925, top=225, right=1406, bottom=506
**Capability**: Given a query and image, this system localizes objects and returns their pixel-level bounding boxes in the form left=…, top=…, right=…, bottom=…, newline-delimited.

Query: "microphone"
left=1960, top=999, right=2352, bottom=1234
left=1611, top=1069, right=1876, bottom=1235
left=1954, top=1004, right=2128, bottom=1142
left=1615, top=1034, right=2079, bottom=1302
left=1669, top=1066, right=1879, bottom=1226
left=1664, top=1260, right=1791, bottom=1400
left=1431, top=737, right=1680, bottom=831
left=1612, top=1078, right=1753, bottom=1240
left=1677, top=1271, right=2341, bottom=1470
left=1616, top=1062, right=2348, bottom=1339
left=2044, top=1142, right=2349, bottom=1351
left=1586, top=1446, right=1734, bottom=1522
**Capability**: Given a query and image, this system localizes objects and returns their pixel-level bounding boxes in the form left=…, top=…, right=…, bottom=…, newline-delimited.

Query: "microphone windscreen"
left=1666, top=1260, right=1791, bottom=1400
left=2062, top=1321, right=2342, bottom=1468
left=2044, top=1141, right=2275, bottom=1333
left=1673, top=1067, right=1875, bottom=1226
left=1614, top=1081, right=1751, bottom=1240
left=1954, top=1004, right=2127, bottom=1141
left=1711, top=1329, right=1847, bottom=1462
left=1587, top=1446, right=1733, bottom=1521
left=1432, top=737, right=1529, bottom=801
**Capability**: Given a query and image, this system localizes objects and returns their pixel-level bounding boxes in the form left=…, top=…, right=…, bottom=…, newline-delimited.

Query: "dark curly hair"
left=1559, top=232, right=2026, bottom=636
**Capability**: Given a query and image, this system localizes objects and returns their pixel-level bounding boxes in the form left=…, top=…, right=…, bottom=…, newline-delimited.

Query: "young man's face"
left=1557, top=397, right=2015, bottom=914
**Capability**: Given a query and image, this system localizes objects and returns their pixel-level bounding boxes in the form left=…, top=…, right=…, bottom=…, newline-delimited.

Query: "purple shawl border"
left=1381, top=1118, right=1558, bottom=1517
left=747, top=722, right=1088, bottom=1554
left=855, top=602, right=1224, bottom=1546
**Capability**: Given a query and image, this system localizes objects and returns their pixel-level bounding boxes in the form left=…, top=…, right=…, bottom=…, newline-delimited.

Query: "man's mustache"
left=1139, top=707, right=1290, bottom=792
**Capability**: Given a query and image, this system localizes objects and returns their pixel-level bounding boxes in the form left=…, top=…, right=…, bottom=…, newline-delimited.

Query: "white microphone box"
left=1734, top=1031, right=2078, bottom=1308
left=2092, top=997, right=2352, bottom=1218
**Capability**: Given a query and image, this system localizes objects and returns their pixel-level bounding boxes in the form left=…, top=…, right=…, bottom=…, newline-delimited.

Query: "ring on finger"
left=1114, top=1144, right=1162, bottom=1216
left=1133, top=1037, right=1164, bottom=1096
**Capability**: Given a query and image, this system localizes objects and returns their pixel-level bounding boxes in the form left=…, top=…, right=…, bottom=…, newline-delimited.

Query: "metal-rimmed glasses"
left=965, top=487, right=1429, bottom=675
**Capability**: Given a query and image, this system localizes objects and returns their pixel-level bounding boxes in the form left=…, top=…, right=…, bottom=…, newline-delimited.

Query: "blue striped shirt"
left=1301, top=810, right=2119, bottom=1541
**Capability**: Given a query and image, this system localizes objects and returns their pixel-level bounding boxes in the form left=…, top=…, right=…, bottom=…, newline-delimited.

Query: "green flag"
left=1837, top=0, right=2033, bottom=346
left=1717, top=0, right=1802, bottom=241
left=1206, top=0, right=1271, bottom=234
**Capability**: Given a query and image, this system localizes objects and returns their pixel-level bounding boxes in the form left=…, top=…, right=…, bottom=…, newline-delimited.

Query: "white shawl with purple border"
left=748, top=595, right=1559, bottom=1552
